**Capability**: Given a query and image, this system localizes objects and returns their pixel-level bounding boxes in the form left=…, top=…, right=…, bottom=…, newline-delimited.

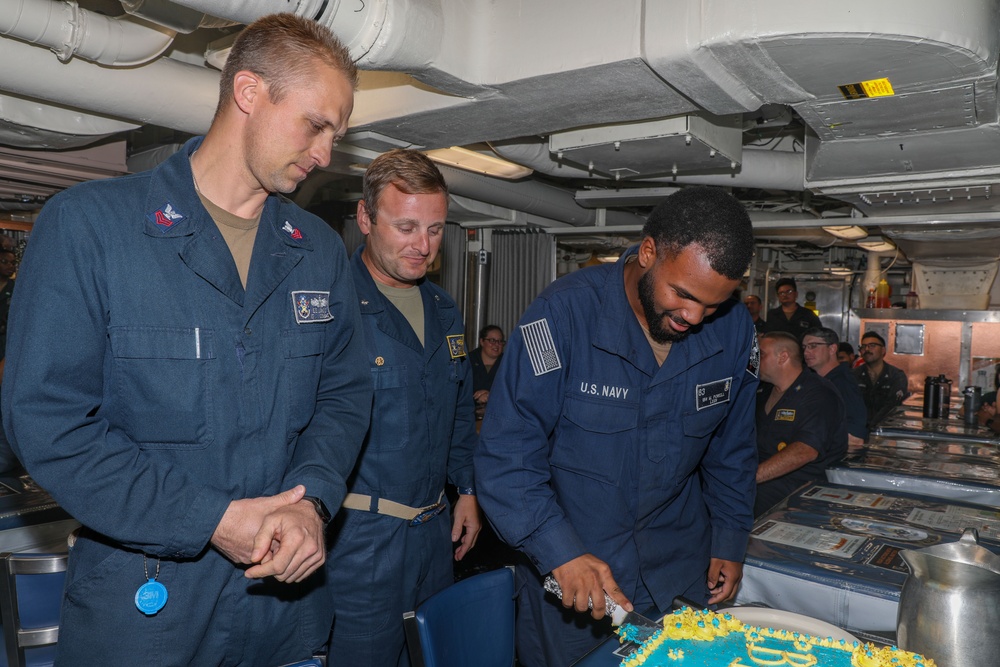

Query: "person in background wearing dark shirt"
left=854, top=331, right=910, bottom=430
left=837, top=341, right=865, bottom=369
left=755, top=332, right=847, bottom=516
left=764, top=277, right=821, bottom=339
left=743, top=294, right=766, bottom=334
left=470, top=325, right=505, bottom=421
left=970, top=366, right=1000, bottom=429
left=803, top=327, right=867, bottom=447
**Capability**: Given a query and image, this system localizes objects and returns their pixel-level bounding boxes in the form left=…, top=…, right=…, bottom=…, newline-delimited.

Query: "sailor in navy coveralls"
left=327, top=149, right=480, bottom=667
left=2, top=16, right=371, bottom=666
left=476, top=187, right=760, bottom=666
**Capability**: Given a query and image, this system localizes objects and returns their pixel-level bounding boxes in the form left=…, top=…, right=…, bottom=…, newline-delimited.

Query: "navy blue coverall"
left=326, top=247, right=477, bottom=667
left=475, top=248, right=759, bottom=666
left=1, top=138, right=372, bottom=666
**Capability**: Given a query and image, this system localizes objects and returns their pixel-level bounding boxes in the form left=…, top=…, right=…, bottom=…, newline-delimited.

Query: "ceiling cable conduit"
left=1, top=0, right=176, bottom=66
left=490, top=138, right=805, bottom=192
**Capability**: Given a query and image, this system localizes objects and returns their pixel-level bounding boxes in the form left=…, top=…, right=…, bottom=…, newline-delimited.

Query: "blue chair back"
left=404, top=567, right=515, bottom=667
left=0, top=552, right=67, bottom=667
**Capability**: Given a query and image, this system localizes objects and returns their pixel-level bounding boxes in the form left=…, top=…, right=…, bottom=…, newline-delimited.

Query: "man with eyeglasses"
left=854, top=331, right=910, bottom=429
left=755, top=332, right=847, bottom=516
left=764, top=277, right=821, bottom=339
left=802, top=327, right=868, bottom=447
left=471, top=325, right=506, bottom=421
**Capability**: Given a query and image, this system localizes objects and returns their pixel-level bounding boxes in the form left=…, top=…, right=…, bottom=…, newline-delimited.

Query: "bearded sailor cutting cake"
left=476, top=187, right=760, bottom=666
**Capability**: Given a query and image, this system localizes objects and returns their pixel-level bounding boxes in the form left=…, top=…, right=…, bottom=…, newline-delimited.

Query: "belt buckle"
left=409, top=502, right=446, bottom=526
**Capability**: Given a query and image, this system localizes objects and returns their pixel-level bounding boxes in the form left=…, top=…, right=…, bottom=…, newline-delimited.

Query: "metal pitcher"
left=898, top=528, right=1000, bottom=667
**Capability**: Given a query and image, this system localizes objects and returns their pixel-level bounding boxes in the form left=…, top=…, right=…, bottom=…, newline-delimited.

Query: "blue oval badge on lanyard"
left=135, top=556, right=168, bottom=615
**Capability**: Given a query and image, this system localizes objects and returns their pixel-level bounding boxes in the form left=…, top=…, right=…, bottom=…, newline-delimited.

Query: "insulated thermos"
left=963, top=386, right=982, bottom=426
left=923, top=375, right=953, bottom=419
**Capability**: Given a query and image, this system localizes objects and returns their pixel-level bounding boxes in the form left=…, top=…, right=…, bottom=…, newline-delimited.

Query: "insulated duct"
left=0, top=92, right=138, bottom=149
left=1, top=0, right=176, bottom=66
left=437, top=163, right=645, bottom=227
left=0, top=33, right=218, bottom=134
left=169, top=0, right=441, bottom=71
left=491, top=139, right=805, bottom=192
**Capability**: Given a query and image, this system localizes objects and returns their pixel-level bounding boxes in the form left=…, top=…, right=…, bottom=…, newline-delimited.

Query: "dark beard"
left=638, top=269, right=691, bottom=344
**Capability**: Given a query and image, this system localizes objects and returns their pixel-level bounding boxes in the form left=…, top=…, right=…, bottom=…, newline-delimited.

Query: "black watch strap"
left=303, top=496, right=332, bottom=524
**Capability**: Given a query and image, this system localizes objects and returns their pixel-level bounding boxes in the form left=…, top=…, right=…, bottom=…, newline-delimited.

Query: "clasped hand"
left=210, top=484, right=325, bottom=583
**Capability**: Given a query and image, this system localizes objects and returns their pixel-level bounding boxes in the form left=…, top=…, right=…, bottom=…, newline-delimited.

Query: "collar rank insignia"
left=447, top=334, right=467, bottom=359
left=291, top=290, right=333, bottom=324
left=282, top=221, right=304, bottom=240
left=147, top=202, right=184, bottom=230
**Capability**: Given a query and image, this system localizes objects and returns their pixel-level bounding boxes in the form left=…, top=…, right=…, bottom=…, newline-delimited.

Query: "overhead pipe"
left=0, top=33, right=218, bottom=135
left=1, top=0, right=176, bottom=66
left=437, top=163, right=645, bottom=228
left=120, top=0, right=238, bottom=34
left=169, top=0, right=441, bottom=71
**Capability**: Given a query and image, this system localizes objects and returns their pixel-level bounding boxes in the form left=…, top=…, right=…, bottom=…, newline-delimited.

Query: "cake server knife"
left=542, top=575, right=661, bottom=639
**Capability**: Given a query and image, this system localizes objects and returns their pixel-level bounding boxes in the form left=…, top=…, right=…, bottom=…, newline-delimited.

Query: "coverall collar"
left=351, top=245, right=456, bottom=358
left=142, top=137, right=312, bottom=313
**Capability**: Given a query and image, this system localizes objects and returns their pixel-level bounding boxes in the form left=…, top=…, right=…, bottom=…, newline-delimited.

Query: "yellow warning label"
left=838, top=78, right=894, bottom=100
left=861, top=78, right=894, bottom=97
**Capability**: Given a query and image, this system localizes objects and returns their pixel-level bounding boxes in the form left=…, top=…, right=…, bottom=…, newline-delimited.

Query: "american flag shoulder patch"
left=520, top=318, right=562, bottom=376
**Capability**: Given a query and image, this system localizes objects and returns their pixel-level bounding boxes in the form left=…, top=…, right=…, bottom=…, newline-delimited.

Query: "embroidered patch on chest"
left=775, top=409, right=796, bottom=422
left=146, top=202, right=184, bottom=230
left=447, top=334, right=467, bottom=359
left=282, top=221, right=304, bottom=240
left=696, top=377, right=732, bottom=410
left=291, top=291, right=333, bottom=324
left=521, top=318, right=562, bottom=376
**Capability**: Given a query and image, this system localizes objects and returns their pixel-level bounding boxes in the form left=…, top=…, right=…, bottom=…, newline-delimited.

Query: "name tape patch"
left=775, top=409, right=796, bottom=422
left=696, top=377, right=732, bottom=411
left=521, top=318, right=562, bottom=376
left=292, top=291, right=333, bottom=324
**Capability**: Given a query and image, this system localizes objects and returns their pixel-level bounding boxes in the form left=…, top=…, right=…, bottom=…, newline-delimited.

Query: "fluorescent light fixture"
left=596, top=253, right=621, bottom=263
left=425, top=147, right=533, bottom=180
left=827, top=266, right=853, bottom=276
left=822, top=225, right=868, bottom=240
left=857, top=235, right=896, bottom=252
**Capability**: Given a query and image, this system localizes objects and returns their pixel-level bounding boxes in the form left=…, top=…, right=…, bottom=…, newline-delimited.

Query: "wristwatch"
left=303, top=496, right=332, bottom=524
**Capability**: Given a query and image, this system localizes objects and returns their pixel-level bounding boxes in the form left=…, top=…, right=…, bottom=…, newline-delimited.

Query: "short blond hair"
left=216, top=13, right=357, bottom=117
